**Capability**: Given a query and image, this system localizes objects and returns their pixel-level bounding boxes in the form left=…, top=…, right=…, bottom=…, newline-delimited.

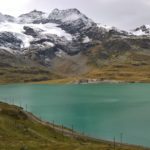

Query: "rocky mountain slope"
left=0, top=8, right=149, bottom=83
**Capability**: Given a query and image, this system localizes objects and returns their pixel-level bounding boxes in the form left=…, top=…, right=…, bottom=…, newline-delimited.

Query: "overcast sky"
left=0, top=0, right=150, bottom=30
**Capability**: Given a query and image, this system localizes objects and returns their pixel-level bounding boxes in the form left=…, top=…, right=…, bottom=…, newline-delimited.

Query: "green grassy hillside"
left=0, top=102, right=149, bottom=150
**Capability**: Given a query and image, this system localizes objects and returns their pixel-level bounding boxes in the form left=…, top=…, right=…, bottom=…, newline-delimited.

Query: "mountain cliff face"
left=0, top=8, right=149, bottom=83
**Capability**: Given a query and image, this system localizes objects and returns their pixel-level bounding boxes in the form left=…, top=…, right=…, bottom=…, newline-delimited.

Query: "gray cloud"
left=1, top=0, right=150, bottom=30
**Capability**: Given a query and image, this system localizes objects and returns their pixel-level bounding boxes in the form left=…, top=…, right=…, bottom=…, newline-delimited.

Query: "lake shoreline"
left=0, top=76, right=150, bottom=85
left=29, top=77, right=150, bottom=85
left=0, top=83, right=150, bottom=147
left=0, top=101, right=149, bottom=150
left=24, top=104, right=149, bottom=149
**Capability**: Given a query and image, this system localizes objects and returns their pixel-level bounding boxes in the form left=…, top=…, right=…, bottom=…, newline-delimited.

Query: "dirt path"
left=23, top=109, right=150, bottom=150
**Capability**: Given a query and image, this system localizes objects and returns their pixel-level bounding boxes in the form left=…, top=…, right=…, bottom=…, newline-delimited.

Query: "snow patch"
left=23, top=23, right=73, bottom=41
left=131, top=25, right=150, bottom=36
left=0, top=22, right=34, bottom=48
left=43, top=41, right=55, bottom=47
left=55, top=49, right=67, bottom=58
left=132, top=30, right=146, bottom=36
left=40, top=23, right=73, bottom=41
left=145, top=25, right=150, bottom=29
left=0, top=22, right=23, bottom=33
left=82, top=36, right=91, bottom=43
left=0, top=22, right=73, bottom=49
left=97, top=23, right=113, bottom=31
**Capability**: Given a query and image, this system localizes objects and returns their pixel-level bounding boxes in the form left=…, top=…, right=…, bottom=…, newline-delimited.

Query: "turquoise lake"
left=0, top=83, right=150, bottom=146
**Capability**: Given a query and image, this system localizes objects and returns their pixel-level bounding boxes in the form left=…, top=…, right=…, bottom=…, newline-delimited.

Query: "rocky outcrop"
left=0, top=32, right=22, bottom=50
left=23, top=26, right=39, bottom=37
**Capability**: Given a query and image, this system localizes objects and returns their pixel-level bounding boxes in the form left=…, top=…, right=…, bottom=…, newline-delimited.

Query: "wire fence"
left=0, top=97, right=147, bottom=149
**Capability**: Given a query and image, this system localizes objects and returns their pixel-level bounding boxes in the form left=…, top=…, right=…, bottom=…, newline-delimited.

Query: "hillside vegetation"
left=0, top=102, right=150, bottom=150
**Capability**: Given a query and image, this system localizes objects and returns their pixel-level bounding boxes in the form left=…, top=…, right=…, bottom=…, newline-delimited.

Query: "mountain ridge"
left=0, top=8, right=150, bottom=83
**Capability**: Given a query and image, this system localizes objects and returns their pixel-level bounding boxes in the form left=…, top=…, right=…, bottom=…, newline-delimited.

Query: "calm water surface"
left=0, top=83, right=150, bottom=146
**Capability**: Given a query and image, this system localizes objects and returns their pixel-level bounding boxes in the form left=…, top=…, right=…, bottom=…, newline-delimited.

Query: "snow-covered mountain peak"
left=132, top=25, right=150, bottom=36
left=48, top=8, right=93, bottom=25
left=49, top=8, right=81, bottom=19
left=0, top=13, right=15, bottom=22
left=135, top=25, right=150, bottom=31
left=19, top=10, right=46, bottom=18
left=17, top=10, right=48, bottom=24
left=1, top=8, right=150, bottom=67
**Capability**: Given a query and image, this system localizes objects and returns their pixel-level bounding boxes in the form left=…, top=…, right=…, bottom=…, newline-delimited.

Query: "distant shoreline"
left=0, top=78, right=149, bottom=85
left=30, top=78, right=148, bottom=85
